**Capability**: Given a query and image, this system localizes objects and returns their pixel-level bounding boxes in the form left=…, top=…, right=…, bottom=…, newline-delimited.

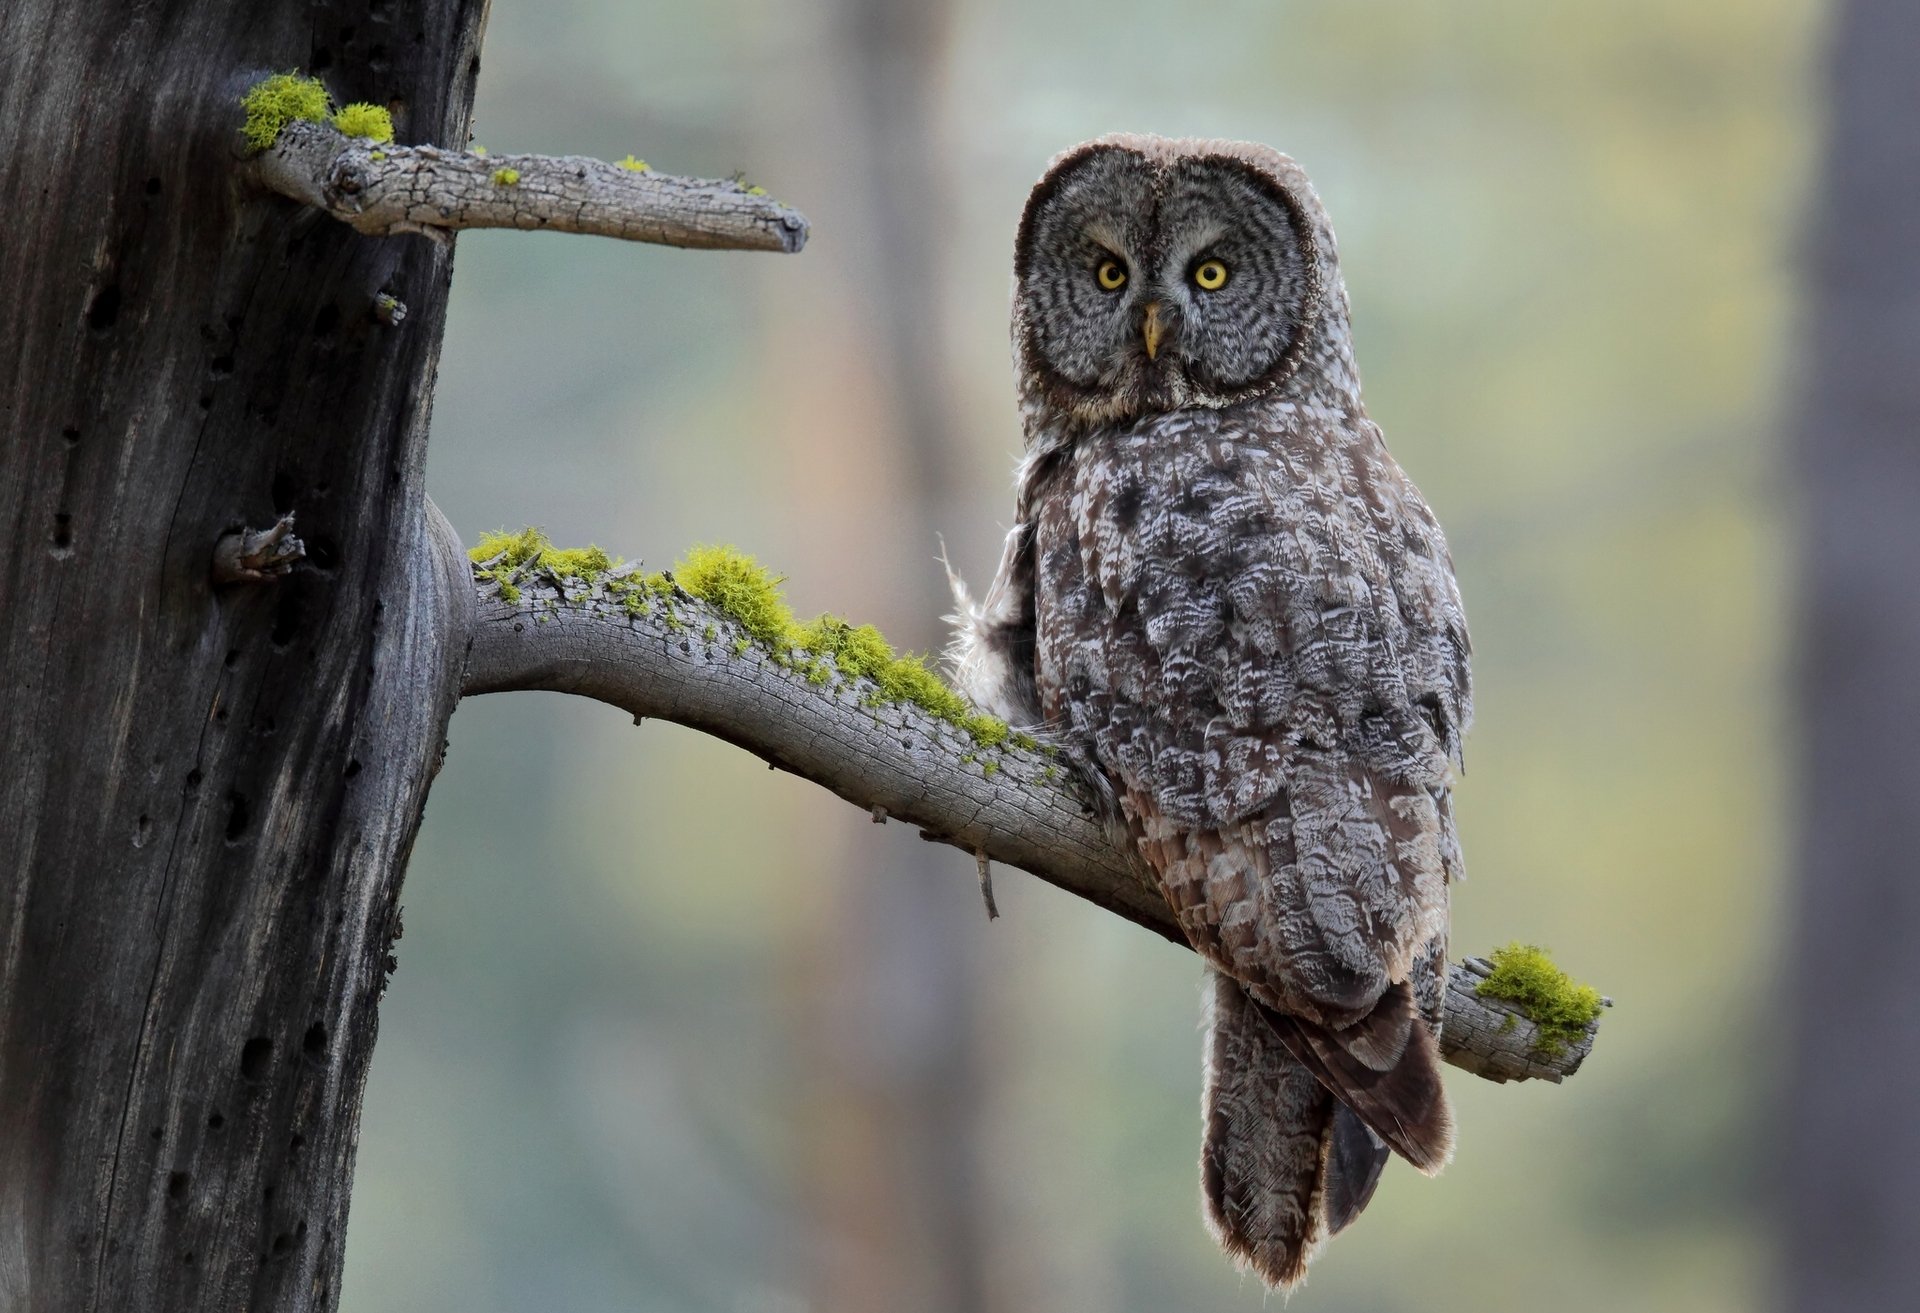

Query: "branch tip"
left=976, top=850, right=1000, bottom=921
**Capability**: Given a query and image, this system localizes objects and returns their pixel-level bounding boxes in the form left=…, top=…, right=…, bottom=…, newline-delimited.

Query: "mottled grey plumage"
left=952, top=134, right=1472, bottom=1289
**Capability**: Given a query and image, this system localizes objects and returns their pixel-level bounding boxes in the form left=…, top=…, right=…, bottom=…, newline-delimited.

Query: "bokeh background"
left=342, top=2, right=1822, bottom=1310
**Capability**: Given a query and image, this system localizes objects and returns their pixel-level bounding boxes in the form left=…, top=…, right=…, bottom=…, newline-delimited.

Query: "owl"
left=951, top=135, right=1472, bottom=1289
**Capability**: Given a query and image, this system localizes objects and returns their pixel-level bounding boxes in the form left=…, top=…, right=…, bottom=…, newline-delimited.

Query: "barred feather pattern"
left=952, top=135, right=1473, bottom=1289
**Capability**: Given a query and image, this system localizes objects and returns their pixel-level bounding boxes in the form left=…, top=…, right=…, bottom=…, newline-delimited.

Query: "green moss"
left=981, top=759, right=999, bottom=777
left=471, top=532, right=1028, bottom=752
left=470, top=528, right=621, bottom=602
left=541, top=545, right=613, bottom=579
left=332, top=102, right=394, bottom=143
left=369, top=150, right=387, bottom=162
left=1474, top=943, right=1604, bottom=1057
left=470, top=527, right=546, bottom=570
left=240, top=73, right=331, bottom=153
left=672, top=544, right=796, bottom=649
left=616, top=155, right=650, bottom=172
left=492, top=166, right=521, bottom=186
left=746, top=184, right=768, bottom=196
left=668, top=543, right=1021, bottom=748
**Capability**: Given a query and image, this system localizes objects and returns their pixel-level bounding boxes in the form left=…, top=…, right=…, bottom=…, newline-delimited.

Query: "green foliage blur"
left=343, top=1, right=1818, bottom=1309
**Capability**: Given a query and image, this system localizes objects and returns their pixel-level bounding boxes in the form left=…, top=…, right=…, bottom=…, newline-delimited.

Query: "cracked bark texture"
left=0, top=0, right=486, bottom=1308
left=462, top=567, right=1601, bottom=1083
left=255, top=119, right=810, bottom=252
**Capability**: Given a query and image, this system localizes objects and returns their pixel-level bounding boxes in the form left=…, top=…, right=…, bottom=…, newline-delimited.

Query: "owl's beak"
left=1141, top=301, right=1167, bottom=361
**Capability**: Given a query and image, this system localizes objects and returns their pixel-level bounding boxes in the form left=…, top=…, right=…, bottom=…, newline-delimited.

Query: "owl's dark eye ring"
left=1095, top=259, right=1128, bottom=292
left=1192, top=259, right=1230, bottom=291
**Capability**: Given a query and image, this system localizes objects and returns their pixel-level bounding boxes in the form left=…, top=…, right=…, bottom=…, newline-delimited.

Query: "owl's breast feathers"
left=972, top=397, right=1471, bottom=1172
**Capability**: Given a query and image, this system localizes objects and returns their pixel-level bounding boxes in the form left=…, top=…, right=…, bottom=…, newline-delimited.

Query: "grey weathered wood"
left=0, top=1, right=485, bottom=1307
left=254, top=119, right=810, bottom=252
left=461, top=567, right=1601, bottom=1082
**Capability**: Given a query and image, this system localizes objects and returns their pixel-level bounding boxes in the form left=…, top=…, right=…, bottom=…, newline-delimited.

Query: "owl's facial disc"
left=1015, top=144, right=1320, bottom=423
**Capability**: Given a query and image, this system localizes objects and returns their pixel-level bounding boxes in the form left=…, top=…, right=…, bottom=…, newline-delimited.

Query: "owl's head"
left=1013, top=134, right=1354, bottom=431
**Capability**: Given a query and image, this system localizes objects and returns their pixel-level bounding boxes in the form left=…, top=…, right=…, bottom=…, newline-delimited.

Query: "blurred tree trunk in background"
left=799, top=3, right=991, bottom=1311
left=1782, top=1, right=1920, bottom=1309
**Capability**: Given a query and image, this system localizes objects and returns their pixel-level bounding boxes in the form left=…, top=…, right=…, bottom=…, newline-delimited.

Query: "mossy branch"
left=456, top=530, right=1607, bottom=1085
left=247, top=117, right=808, bottom=253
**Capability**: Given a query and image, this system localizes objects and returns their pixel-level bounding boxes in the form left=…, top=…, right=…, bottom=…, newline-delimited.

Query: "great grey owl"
left=951, top=135, right=1472, bottom=1289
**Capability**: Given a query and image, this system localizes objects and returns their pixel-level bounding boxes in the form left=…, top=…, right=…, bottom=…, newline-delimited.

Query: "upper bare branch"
left=251, top=119, right=809, bottom=253
left=459, top=553, right=1605, bottom=1083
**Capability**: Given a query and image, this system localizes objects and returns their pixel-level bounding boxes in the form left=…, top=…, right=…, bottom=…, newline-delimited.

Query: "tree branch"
left=252, top=119, right=810, bottom=252
left=459, top=559, right=1603, bottom=1083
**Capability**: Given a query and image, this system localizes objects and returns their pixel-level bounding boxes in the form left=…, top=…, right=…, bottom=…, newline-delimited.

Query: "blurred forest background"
left=341, top=2, right=1822, bottom=1310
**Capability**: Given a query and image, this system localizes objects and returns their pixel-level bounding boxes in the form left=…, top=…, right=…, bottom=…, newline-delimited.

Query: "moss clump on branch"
left=616, top=155, right=650, bottom=173
left=469, top=530, right=1031, bottom=752
left=243, top=75, right=397, bottom=152
left=491, top=167, right=522, bottom=186
left=332, top=102, right=394, bottom=143
left=240, top=73, right=332, bottom=152
left=1474, top=943, right=1604, bottom=1057
left=670, top=544, right=1023, bottom=749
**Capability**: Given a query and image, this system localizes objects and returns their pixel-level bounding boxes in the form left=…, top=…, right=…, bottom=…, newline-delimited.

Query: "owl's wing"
left=1051, top=419, right=1469, bottom=1169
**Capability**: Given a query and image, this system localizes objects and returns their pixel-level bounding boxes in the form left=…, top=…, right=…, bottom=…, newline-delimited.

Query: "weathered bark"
left=0, top=2, right=486, bottom=1308
left=461, top=565, right=1603, bottom=1082
left=1781, top=1, right=1920, bottom=1308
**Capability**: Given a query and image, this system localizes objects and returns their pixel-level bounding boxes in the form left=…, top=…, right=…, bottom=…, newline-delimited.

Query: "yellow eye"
left=1095, top=259, right=1128, bottom=291
left=1193, top=259, right=1229, bottom=291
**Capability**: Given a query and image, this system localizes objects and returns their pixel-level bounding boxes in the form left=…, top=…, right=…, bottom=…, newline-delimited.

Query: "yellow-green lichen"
left=240, top=73, right=332, bottom=152
left=492, top=166, right=521, bottom=186
left=1474, top=943, right=1604, bottom=1057
left=616, top=155, right=650, bottom=172
left=332, top=102, right=394, bottom=143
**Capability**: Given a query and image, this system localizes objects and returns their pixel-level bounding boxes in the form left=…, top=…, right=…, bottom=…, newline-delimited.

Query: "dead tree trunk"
left=0, top=2, right=486, bottom=1308
left=1781, top=1, right=1920, bottom=1307
left=0, top=5, right=1598, bottom=1309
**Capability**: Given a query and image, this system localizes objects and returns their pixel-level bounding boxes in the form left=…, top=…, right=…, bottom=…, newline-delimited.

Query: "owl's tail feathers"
left=1200, top=970, right=1390, bottom=1291
left=1262, top=980, right=1455, bottom=1176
